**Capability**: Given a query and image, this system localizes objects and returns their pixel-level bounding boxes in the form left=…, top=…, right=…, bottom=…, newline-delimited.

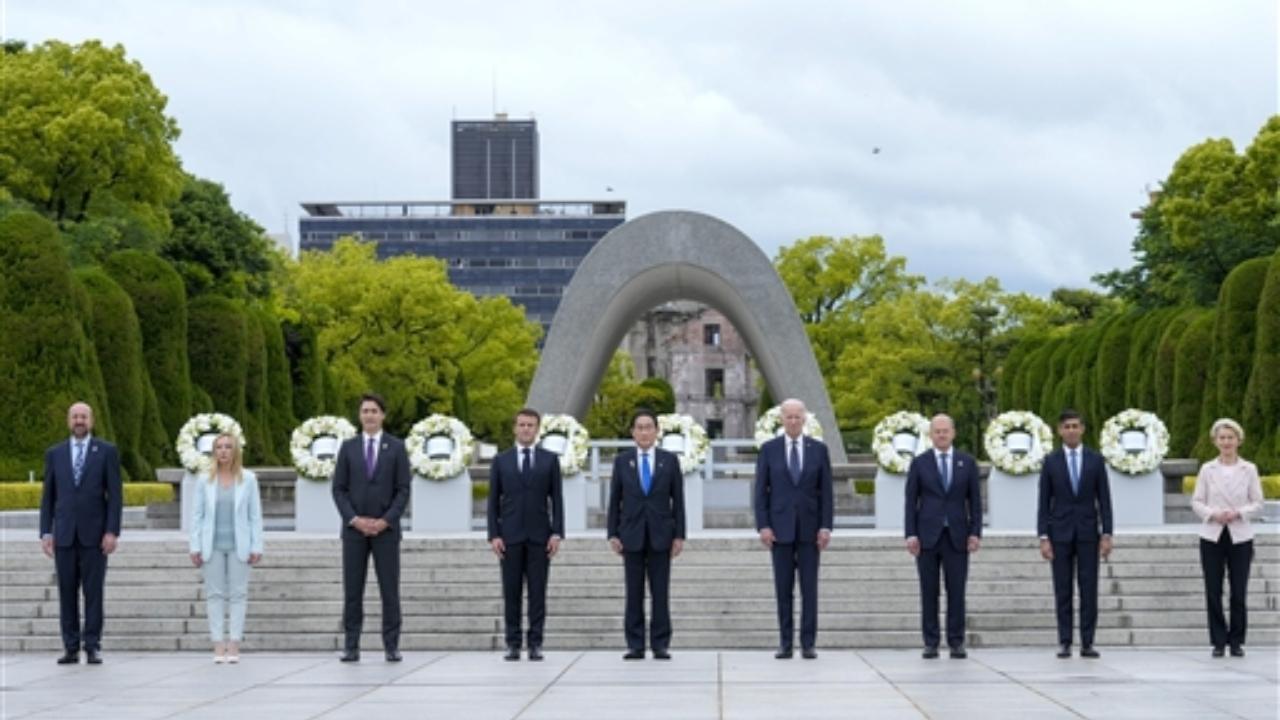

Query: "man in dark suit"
left=332, top=393, right=411, bottom=662
left=754, top=398, right=834, bottom=660
left=607, top=408, right=686, bottom=660
left=40, top=402, right=122, bottom=665
left=905, top=413, right=982, bottom=659
left=488, top=408, right=564, bottom=661
left=1038, top=409, right=1113, bottom=659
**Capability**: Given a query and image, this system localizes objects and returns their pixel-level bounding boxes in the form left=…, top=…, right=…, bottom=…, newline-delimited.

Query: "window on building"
left=705, top=368, right=725, bottom=399
left=706, top=419, right=724, bottom=439
left=704, top=323, right=721, bottom=346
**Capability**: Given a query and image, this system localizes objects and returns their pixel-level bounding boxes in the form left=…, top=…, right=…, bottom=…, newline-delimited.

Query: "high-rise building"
left=452, top=114, right=539, bottom=200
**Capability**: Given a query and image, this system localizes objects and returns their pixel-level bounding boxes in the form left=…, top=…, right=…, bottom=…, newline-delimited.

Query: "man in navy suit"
left=754, top=398, right=834, bottom=659
left=607, top=408, right=686, bottom=660
left=332, top=393, right=411, bottom=662
left=488, top=408, right=564, bottom=661
left=1038, top=409, right=1113, bottom=659
left=905, top=414, right=982, bottom=659
left=40, top=402, right=122, bottom=665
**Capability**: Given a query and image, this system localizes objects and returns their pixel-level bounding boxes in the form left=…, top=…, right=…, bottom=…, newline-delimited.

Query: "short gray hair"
left=1209, top=418, right=1245, bottom=444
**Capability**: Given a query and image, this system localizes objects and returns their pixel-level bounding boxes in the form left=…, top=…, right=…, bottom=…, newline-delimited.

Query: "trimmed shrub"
left=284, top=321, right=325, bottom=421
left=1017, top=342, right=1055, bottom=413
left=1095, top=311, right=1140, bottom=424
left=241, top=308, right=273, bottom=464
left=1154, top=308, right=1201, bottom=420
left=1197, top=257, right=1271, bottom=458
left=1039, top=336, right=1075, bottom=422
left=998, top=339, right=1037, bottom=409
left=187, top=295, right=249, bottom=428
left=1264, top=475, right=1280, bottom=500
left=1170, top=312, right=1217, bottom=457
left=0, top=212, right=110, bottom=477
left=104, top=250, right=192, bottom=441
left=1243, top=251, right=1280, bottom=473
left=1125, top=309, right=1176, bottom=411
left=258, top=311, right=296, bottom=461
left=1072, top=318, right=1114, bottom=446
left=0, top=481, right=174, bottom=510
left=69, top=275, right=116, bottom=444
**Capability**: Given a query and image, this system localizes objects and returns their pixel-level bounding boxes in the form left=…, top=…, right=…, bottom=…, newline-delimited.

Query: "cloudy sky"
left=8, top=1, right=1277, bottom=295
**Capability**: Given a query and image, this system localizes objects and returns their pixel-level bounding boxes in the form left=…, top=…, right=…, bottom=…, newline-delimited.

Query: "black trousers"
left=1051, top=539, right=1100, bottom=646
left=501, top=540, right=550, bottom=648
left=55, top=544, right=107, bottom=652
left=770, top=540, right=820, bottom=650
left=916, top=528, right=969, bottom=649
left=623, top=546, right=672, bottom=651
left=1199, top=527, right=1253, bottom=649
left=341, top=529, right=401, bottom=651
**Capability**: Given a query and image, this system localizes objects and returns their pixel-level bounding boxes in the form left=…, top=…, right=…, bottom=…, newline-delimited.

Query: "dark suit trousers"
left=916, top=528, right=968, bottom=649
left=1051, top=539, right=1099, bottom=646
left=1199, top=528, right=1253, bottom=648
left=54, top=544, right=107, bottom=651
left=623, top=544, right=672, bottom=651
left=501, top=541, right=550, bottom=648
left=770, top=540, right=820, bottom=649
left=342, top=530, right=401, bottom=651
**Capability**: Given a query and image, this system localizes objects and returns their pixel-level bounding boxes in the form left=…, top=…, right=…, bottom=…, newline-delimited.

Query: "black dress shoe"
left=1211, top=646, right=1225, bottom=658
left=385, top=649, right=402, bottom=662
left=622, top=648, right=645, bottom=660
left=652, top=648, right=671, bottom=660
left=56, top=650, right=79, bottom=665
left=949, top=646, right=967, bottom=659
left=1056, top=644, right=1071, bottom=659
left=528, top=646, right=543, bottom=661
left=85, top=649, right=102, bottom=665
left=801, top=647, right=817, bottom=660
left=504, top=646, right=521, bottom=661
left=1080, top=646, right=1100, bottom=659
left=774, top=647, right=793, bottom=659
left=1229, top=645, right=1245, bottom=658
left=922, top=646, right=939, bottom=659
left=339, top=649, right=360, bottom=662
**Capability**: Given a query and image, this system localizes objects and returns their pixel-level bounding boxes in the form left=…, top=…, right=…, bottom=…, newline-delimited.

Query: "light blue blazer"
left=188, top=469, right=264, bottom=562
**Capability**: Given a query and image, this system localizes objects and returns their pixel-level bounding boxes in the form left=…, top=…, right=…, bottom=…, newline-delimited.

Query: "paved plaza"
left=1, top=647, right=1275, bottom=719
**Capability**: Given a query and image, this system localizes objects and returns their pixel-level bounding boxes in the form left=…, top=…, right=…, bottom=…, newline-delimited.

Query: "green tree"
left=1243, top=251, right=1280, bottom=472
left=640, top=377, right=677, bottom=414
left=163, top=174, right=279, bottom=299
left=284, top=321, right=326, bottom=421
left=241, top=308, right=273, bottom=464
left=257, top=310, right=297, bottom=461
left=187, top=295, right=249, bottom=431
left=450, top=294, right=541, bottom=442
left=585, top=352, right=668, bottom=439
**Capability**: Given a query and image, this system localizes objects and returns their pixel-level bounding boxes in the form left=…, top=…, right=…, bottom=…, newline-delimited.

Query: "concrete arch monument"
left=528, top=210, right=846, bottom=463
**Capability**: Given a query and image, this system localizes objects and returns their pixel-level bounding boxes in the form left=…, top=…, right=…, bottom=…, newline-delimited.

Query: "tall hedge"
left=75, top=267, right=165, bottom=481
left=1039, top=336, right=1076, bottom=423
left=1196, top=257, right=1271, bottom=458
left=1095, top=312, right=1140, bottom=424
left=104, top=250, right=192, bottom=442
left=1016, top=342, right=1055, bottom=412
left=1125, top=308, right=1176, bottom=411
left=1171, top=312, right=1217, bottom=457
left=1243, top=250, right=1280, bottom=472
left=0, top=212, right=110, bottom=477
left=69, top=277, right=116, bottom=444
left=241, top=309, right=273, bottom=464
left=1154, top=308, right=1200, bottom=421
left=187, top=295, right=249, bottom=436
left=285, top=321, right=326, bottom=421
left=998, top=340, right=1037, bottom=410
left=258, top=310, right=296, bottom=461
left=1072, top=318, right=1114, bottom=446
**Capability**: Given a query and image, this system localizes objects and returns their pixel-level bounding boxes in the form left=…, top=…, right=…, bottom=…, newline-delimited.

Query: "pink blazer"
left=1191, top=459, right=1264, bottom=543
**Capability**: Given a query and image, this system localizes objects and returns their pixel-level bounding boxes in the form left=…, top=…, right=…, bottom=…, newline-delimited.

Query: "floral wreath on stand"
left=753, top=404, right=823, bottom=449
left=1100, top=409, right=1169, bottom=475
left=656, top=414, right=711, bottom=474
left=537, top=414, right=590, bottom=476
left=871, top=411, right=931, bottom=474
left=406, top=414, right=475, bottom=481
left=176, top=413, right=246, bottom=475
left=983, top=410, right=1053, bottom=475
left=290, top=415, right=357, bottom=481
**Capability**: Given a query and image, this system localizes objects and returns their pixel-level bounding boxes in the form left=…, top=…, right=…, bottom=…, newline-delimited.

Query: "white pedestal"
left=874, top=468, right=907, bottom=530
left=411, top=471, right=472, bottom=533
left=295, top=477, right=340, bottom=533
left=987, top=468, right=1038, bottom=531
left=563, top=472, right=587, bottom=533
left=1108, top=468, right=1164, bottom=527
left=683, top=469, right=705, bottom=533
left=181, top=472, right=199, bottom=532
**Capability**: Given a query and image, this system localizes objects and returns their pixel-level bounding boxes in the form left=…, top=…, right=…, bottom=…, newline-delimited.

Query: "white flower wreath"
left=290, top=415, right=357, bottom=481
left=537, top=414, right=590, bottom=476
left=872, top=411, right=931, bottom=474
left=175, top=413, right=246, bottom=475
left=983, top=410, right=1053, bottom=475
left=405, top=414, right=475, bottom=481
left=754, top=404, right=823, bottom=449
left=1100, top=409, right=1169, bottom=475
left=656, top=413, right=711, bottom=474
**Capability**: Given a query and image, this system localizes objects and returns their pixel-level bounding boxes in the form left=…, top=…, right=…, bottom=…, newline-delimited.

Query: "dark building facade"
left=451, top=116, right=539, bottom=200
left=298, top=199, right=626, bottom=330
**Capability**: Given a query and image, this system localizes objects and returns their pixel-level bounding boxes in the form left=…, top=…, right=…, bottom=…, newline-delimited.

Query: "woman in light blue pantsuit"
left=189, top=433, right=263, bottom=663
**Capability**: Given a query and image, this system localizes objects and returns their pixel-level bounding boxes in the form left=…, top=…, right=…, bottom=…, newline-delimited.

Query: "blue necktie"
left=641, top=453, right=652, bottom=495
left=73, top=442, right=85, bottom=487
left=788, top=440, right=801, bottom=484
left=939, top=453, right=950, bottom=492
left=1069, top=450, right=1080, bottom=496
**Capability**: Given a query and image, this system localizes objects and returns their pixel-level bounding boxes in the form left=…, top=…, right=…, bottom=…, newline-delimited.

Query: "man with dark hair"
left=40, top=402, right=122, bottom=665
left=608, top=408, right=686, bottom=660
left=1038, top=409, right=1113, bottom=658
left=488, top=408, right=564, bottom=661
left=332, top=392, right=411, bottom=662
